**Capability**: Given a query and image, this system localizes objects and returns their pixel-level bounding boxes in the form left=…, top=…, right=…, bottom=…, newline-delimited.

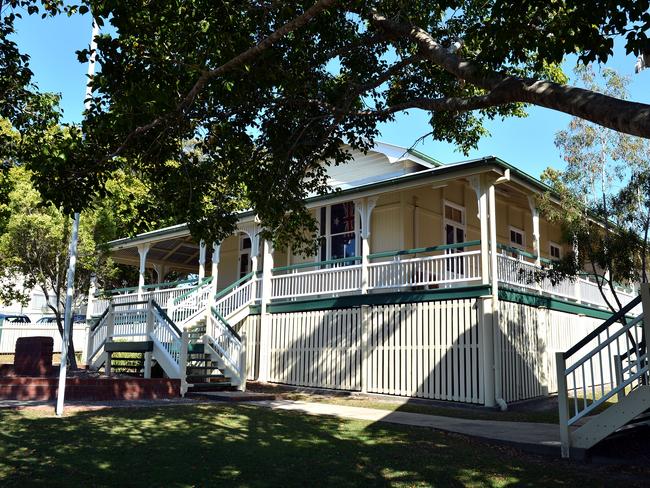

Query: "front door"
left=239, top=234, right=252, bottom=278
left=444, top=204, right=465, bottom=275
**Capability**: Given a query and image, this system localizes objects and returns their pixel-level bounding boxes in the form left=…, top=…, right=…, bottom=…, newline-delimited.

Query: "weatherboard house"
left=85, top=142, right=648, bottom=457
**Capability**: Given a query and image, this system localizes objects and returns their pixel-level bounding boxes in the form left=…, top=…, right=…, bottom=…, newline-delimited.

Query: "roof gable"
left=325, top=142, right=439, bottom=190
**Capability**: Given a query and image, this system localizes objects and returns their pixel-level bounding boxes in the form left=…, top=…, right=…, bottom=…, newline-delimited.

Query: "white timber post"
left=105, top=304, right=115, bottom=376
left=137, top=243, right=150, bottom=300
left=83, top=323, right=92, bottom=367
left=180, top=328, right=189, bottom=397
left=198, top=240, right=206, bottom=283
left=360, top=304, right=370, bottom=393
left=249, top=229, right=260, bottom=302
left=488, top=183, right=499, bottom=301
left=489, top=182, right=506, bottom=410
left=471, top=175, right=496, bottom=407
left=87, top=274, right=97, bottom=318
left=239, top=332, right=248, bottom=391
left=528, top=196, right=541, bottom=268
left=354, top=197, right=378, bottom=294
left=258, top=238, right=274, bottom=382
left=641, top=283, right=650, bottom=359
left=154, top=264, right=167, bottom=286
left=144, top=298, right=154, bottom=379
left=556, top=351, right=571, bottom=458
left=208, top=241, right=221, bottom=312
left=469, top=176, right=490, bottom=286
left=211, top=241, right=221, bottom=292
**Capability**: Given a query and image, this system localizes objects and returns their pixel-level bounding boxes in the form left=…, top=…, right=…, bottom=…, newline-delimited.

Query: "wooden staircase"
left=86, top=276, right=254, bottom=397
left=184, top=321, right=235, bottom=392
left=557, top=291, right=649, bottom=458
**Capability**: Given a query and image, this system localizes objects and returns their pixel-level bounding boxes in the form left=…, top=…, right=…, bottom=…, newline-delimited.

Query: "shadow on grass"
left=0, top=403, right=638, bottom=488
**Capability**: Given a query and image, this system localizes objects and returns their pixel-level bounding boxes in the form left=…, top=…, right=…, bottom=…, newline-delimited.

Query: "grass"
left=249, top=384, right=621, bottom=425
left=0, top=403, right=646, bottom=488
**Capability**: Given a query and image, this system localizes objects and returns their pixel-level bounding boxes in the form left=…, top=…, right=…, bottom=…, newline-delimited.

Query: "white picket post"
left=239, top=332, right=247, bottom=391
left=180, top=328, right=189, bottom=397
left=556, top=352, right=571, bottom=458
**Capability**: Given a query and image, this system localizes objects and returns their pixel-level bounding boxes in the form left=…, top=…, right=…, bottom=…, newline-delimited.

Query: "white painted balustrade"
left=151, top=304, right=183, bottom=366
left=556, top=295, right=648, bottom=457
left=271, top=263, right=362, bottom=300
left=168, top=279, right=213, bottom=327
left=368, top=250, right=482, bottom=290
left=91, top=281, right=197, bottom=316
left=92, top=242, right=636, bottom=313
left=496, top=253, right=636, bottom=310
left=214, top=274, right=260, bottom=319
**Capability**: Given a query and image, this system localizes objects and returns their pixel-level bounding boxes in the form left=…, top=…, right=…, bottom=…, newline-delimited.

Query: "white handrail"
left=168, top=281, right=213, bottom=326
left=214, top=276, right=259, bottom=320
left=560, top=312, right=646, bottom=426
left=151, top=306, right=182, bottom=368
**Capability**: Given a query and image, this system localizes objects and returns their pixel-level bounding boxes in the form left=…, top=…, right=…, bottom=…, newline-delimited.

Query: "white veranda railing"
left=368, top=249, right=482, bottom=289
left=91, top=280, right=198, bottom=316
left=272, top=260, right=362, bottom=300
left=496, top=253, right=637, bottom=310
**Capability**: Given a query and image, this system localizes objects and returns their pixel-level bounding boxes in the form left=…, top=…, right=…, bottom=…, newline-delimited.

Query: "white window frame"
left=443, top=201, right=466, bottom=245
left=316, top=201, right=360, bottom=263
left=509, top=226, right=525, bottom=249
left=549, top=241, right=562, bottom=260
left=238, top=233, right=252, bottom=278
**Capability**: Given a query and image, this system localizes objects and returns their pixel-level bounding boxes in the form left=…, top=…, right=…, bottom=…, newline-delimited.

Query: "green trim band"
left=267, top=285, right=491, bottom=313
left=263, top=284, right=620, bottom=320
left=369, top=240, right=480, bottom=260
left=496, top=243, right=544, bottom=262
left=272, top=256, right=361, bottom=273
left=497, top=287, right=616, bottom=320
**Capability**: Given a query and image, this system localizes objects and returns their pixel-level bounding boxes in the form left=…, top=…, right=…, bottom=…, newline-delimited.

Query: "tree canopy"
left=4, top=1, right=650, bottom=250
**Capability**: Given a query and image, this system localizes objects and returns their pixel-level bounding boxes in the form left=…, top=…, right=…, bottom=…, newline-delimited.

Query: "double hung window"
left=319, top=201, right=358, bottom=263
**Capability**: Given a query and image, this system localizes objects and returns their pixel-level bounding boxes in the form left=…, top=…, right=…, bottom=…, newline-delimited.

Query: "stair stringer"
left=91, top=351, right=107, bottom=370
left=572, top=385, right=650, bottom=450
left=224, top=305, right=251, bottom=330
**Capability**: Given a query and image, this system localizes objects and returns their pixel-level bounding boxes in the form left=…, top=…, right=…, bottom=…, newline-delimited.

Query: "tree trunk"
left=55, top=312, right=78, bottom=370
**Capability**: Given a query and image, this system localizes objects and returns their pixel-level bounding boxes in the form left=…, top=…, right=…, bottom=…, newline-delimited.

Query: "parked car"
left=36, top=315, right=86, bottom=324
left=0, top=313, right=31, bottom=324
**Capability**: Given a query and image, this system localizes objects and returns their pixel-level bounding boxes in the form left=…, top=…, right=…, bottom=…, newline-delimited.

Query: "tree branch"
left=99, top=0, right=342, bottom=165
left=372, top=13, right=650, bottom=139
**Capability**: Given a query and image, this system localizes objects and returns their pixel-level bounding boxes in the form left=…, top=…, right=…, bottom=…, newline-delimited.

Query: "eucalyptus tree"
left=538, top=67, right=650, bottom=313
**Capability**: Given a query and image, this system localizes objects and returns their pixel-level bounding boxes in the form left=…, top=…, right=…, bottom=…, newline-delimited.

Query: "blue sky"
left=13, top=12, right=650, bottom=181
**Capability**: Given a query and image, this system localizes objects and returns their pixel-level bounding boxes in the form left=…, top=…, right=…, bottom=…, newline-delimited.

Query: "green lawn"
left=0, top=403, right=643, bottom=487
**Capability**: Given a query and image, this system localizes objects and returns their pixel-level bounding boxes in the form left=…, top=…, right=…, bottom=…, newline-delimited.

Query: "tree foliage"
left=4, top=1, right=650, bottom=252
left=538, top=66, right=650, bottom=312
